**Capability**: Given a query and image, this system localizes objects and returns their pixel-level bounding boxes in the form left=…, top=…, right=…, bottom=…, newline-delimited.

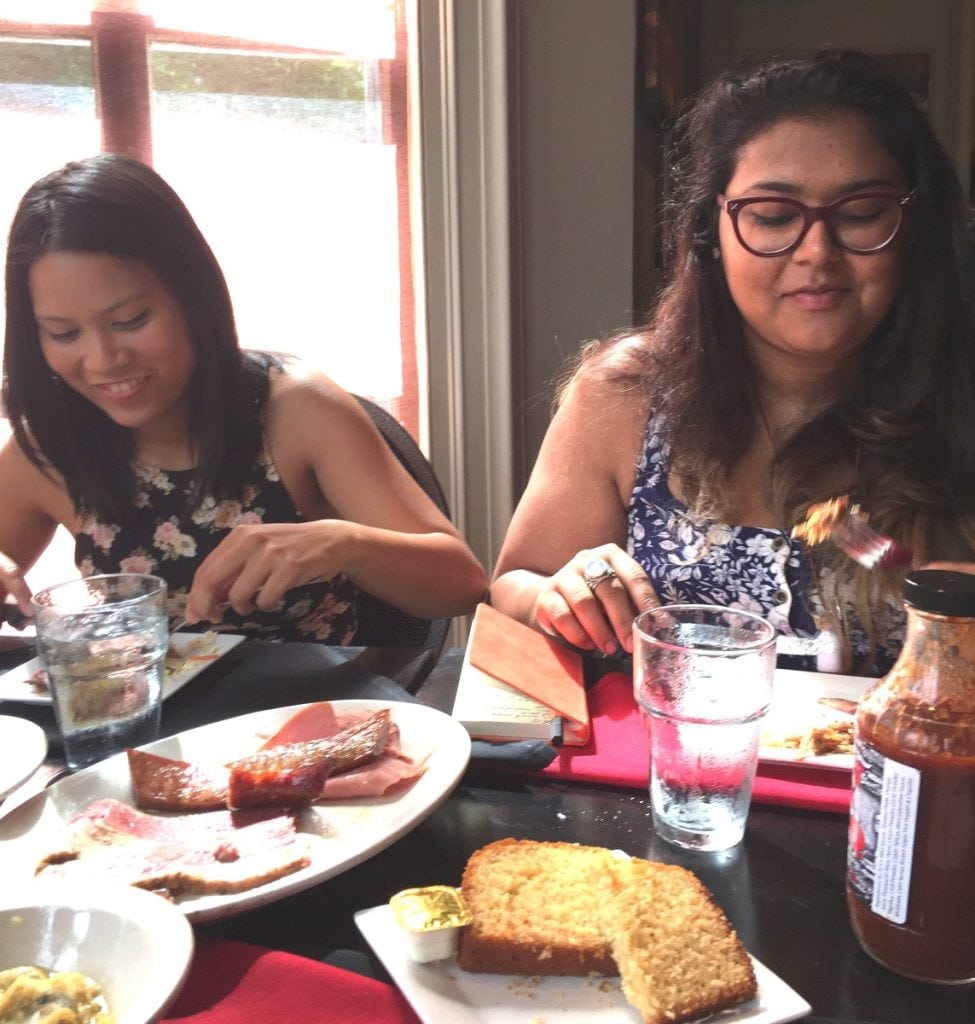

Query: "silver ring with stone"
left=582, top=557, right=617, bottom=593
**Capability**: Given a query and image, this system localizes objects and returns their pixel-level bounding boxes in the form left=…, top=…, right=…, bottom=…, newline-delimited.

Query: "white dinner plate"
left=0, top=633, right=247, bottom=706
left=760, top=668, right=875, bottom=771
left=0, top=699, right=471, bottom=922
left=0, top=715, right=47, bottom=800
left=355, top=903, right=812, bottom=1024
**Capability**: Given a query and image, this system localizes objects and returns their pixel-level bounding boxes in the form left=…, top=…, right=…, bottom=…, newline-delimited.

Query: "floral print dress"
left=75, top=453, right=358, bottom=644
left=626, top=416, right=904, bottom=676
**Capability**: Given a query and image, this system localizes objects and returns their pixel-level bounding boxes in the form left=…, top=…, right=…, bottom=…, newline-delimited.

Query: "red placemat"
left=161, top=939, right=421, bottom=1024
left=539, top=672, right=851, bottom=814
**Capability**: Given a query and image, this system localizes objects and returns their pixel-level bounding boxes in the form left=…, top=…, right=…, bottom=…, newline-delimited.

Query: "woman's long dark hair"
left=592, top=49, right=975, bottom=562
left=2, top=154, right=270, bottom=520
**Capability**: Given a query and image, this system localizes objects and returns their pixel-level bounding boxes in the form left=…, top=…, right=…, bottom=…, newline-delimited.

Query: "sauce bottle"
left=846, top=569, right=975, bottom=984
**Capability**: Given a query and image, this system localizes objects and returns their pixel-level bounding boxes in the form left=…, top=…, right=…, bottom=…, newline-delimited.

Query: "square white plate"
left=0, top=633, right=246, bottom=705
left=355, top=904, right=812, bottom=1024
left=760, top=669, right=875, bottom=771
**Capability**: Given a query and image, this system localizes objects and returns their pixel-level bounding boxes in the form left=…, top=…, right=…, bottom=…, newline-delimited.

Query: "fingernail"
left=603, top=641, right=617, bottom=655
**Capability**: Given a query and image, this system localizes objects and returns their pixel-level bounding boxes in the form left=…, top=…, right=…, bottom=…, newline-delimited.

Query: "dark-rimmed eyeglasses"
left=716, top=191, right=914, bottom=257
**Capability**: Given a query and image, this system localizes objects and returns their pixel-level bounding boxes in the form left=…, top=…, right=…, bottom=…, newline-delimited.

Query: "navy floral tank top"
left=74, top=453, right=358, bottom=644
left=626, top=415, right=904, bottom=675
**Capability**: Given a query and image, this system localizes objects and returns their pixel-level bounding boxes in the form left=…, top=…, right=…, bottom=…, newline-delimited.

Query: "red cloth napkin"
left=539, top=671, right=852, bottom=814
left=161, top=939, right=421, bottom=1024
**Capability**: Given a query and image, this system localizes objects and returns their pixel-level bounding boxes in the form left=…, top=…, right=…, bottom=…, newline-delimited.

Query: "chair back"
left=351, top=396, right=451, bottom=665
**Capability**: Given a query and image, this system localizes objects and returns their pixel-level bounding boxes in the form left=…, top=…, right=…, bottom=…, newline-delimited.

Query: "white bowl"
left=0, top=715, right=47, bottom=801
left=0, top=882, right=194, bottom=1023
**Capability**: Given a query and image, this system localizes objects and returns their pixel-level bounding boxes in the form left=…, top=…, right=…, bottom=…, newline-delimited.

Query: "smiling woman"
left=30, top=252, right=197, bottom=466
left=0, top=154, right=487, bottom=645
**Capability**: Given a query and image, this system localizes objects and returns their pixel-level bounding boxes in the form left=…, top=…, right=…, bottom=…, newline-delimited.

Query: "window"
left=0, top=0, right=420, bottom=435
left=0, top=0, right=430, bottom=601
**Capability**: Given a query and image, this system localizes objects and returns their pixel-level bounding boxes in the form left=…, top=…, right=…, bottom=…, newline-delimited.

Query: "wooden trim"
left=386, top=1, right=419, bottom=439
left=0, top=22, right=90, bottom=40
left=1, top=4, right=420, bottom=438
left=0, top=19, right=357, bottom=58
left=91, top=10, right=152, bottom=163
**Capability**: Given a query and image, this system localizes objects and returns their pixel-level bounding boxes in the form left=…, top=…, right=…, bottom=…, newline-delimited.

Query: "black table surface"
left=2, top=640, right=972, bottom=1023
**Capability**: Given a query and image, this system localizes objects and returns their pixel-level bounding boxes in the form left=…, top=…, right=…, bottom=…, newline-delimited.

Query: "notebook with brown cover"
left=451, top=603, right=590, bottom=745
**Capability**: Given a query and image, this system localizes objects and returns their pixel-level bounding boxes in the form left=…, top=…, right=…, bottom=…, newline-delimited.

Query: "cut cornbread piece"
left=456, top=838, right=758, bottom=1024
left=610, top=858, right=757, bottom=1024
left=456, top=838, right=622, bottom=975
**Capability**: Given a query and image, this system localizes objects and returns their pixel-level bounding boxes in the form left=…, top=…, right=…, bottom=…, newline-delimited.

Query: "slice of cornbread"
left=456, top=838, right=757, bottom=1024
left=610, top=857, right=757, bottom=1024
left=456, top=838, right=621, bottom=975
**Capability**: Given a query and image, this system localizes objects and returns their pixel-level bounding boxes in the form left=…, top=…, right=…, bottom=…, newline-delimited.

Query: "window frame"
left=0, top=6, right=420, bottom=435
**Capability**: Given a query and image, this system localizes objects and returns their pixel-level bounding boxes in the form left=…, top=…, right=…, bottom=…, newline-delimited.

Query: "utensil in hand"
left=170, top=601, right=231, bottom=638
left=793, top=497, right=912, bottom=571
left=828, top=510, right=912, bottom=571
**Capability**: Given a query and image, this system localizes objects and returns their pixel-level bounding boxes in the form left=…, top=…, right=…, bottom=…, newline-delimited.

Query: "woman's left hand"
left=532, top=544, right=660, bottom=655
left=183, top=520, right=349, bottom=623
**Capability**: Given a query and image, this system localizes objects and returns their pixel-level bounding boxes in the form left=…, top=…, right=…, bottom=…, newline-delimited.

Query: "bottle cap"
left=903, top=569, right=975, bottom=617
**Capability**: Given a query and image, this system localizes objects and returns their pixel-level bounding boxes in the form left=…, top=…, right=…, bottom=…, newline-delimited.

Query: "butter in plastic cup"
left=389, top=886, right=472, bottom=963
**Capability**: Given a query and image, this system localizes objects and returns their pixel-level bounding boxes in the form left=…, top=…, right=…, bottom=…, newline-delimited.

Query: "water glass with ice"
left=633, top=604, right=776, bottom=852
left=32, top=573, right=168, bottom=771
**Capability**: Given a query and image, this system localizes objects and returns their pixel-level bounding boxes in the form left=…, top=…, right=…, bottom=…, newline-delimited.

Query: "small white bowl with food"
left=0, top=882, right=193, bottom=1023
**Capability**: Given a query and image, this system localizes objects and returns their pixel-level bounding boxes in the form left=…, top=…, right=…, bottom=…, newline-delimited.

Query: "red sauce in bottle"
left=846, top=570, right=975, bottom=985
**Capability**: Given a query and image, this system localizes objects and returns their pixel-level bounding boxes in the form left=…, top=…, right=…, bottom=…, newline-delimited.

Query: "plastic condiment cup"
left=389, top=886, right=472, bottom=963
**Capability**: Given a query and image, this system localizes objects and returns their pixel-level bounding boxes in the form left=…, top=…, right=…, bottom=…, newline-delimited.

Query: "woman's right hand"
left=0, top=551, right=34, bottom=627
left=531, top=544, right=660, bottom=656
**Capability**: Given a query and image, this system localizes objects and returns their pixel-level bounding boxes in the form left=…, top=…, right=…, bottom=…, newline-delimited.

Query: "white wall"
left=507, top=0, right=637, bottom=489
left=700, top=0, right=975, bottom=197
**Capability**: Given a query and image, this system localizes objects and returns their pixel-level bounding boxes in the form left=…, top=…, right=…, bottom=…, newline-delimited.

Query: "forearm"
left=488, top=569, right=548, bottom=630
left=339, top=523, right=488, bottom=619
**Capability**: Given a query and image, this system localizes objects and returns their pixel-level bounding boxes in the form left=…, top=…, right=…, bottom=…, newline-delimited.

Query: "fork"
left=169, top=601, right=232, bottom=638
left=828, top=507, right=913, bottom=571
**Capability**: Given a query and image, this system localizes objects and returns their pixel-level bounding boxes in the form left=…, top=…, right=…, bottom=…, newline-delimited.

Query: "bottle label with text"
left=847, top=737, right=920, bottom=924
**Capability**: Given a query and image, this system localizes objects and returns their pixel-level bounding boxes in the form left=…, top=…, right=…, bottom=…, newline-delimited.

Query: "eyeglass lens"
left=736, top=195, right=904, bottom=254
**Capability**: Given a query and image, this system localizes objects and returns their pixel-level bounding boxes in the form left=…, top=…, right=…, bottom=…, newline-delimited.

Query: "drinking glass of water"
left=633, top=604, right=776, bottom=852
left=32, top=573, right=168, bottom=771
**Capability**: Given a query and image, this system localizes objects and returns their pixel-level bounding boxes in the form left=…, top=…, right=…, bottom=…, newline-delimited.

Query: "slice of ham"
left=36, top=798, right=309, bottom=898
left=320, top=754, right=429, bottom=799
left=259, top=703, right=403, bottom=752
left=258, top=705, right=425, bottom=799
left=258, top=702, right=341, bottom=747
left=236, top=709, right=391, bottom=778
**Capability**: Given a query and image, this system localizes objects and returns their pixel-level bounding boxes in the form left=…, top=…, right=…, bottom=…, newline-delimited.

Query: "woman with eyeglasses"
left=491, top=49, right=975, bottom=676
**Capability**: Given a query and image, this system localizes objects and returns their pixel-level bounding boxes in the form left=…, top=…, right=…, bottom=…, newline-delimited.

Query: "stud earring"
left=711, top=246, right=721, bottom=260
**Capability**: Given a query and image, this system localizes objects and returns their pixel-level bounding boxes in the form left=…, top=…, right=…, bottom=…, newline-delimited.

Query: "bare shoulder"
left=266, top=362, right=365, bottom=428
left=263, top=362, right=385, bottom=478
left=558, top=333, right=653, bottom=433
